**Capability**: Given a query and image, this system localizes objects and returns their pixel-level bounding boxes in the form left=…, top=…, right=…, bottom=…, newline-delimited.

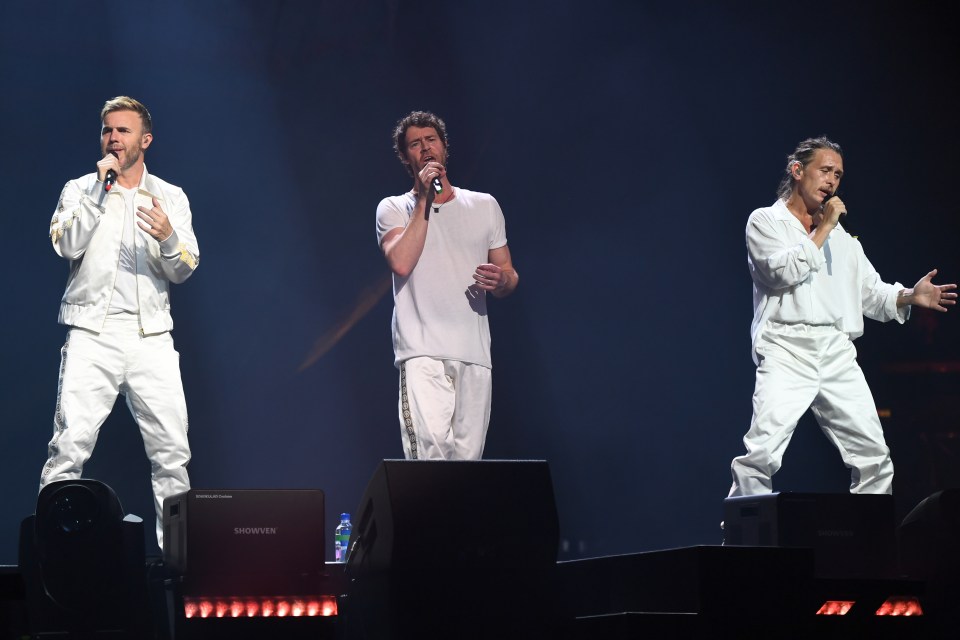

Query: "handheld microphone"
left=432, top=177, right=443, bottom=194
left=820, top=191, right=847, bottom=217
left=821, top=191, right=852, bottom=234
left=104, top=151, right=119, bottom=191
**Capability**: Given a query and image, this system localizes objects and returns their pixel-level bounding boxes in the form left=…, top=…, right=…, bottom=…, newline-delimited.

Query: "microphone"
left=432, top=177, right=443, bottom=194
left=821, top=191, right=852, bottom=235
left=103, top=151, right=119, bottom=191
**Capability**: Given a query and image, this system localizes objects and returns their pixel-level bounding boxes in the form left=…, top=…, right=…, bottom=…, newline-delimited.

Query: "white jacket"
left=49, top=168, right=199, bottom=335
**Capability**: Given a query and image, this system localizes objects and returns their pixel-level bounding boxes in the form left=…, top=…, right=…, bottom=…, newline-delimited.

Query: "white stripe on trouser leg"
left=399, top=362, right=420, bottom=459
left=729, top=323, right=892, bottom=497
left=40, top=315, right=191, bottom=548
left=42, top=328, right=124, bottom=485
left=398, top=357, right=492, bottom=460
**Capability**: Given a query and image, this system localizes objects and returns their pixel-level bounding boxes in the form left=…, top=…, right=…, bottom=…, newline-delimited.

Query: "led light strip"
left=183, top=595, right=338, bottom=618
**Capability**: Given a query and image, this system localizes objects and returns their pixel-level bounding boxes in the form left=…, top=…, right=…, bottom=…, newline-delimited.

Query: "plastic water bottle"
left=334, top=513, right=352, bottom=563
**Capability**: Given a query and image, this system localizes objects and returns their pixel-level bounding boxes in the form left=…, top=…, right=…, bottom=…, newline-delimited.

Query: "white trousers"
left=729, top=322, right=893, bottom=497
left=398, top=357, right=492, bottom=460
left=40, top=315, right=191, bottom=548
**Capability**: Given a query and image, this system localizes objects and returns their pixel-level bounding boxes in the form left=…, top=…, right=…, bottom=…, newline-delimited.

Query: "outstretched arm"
left=897, top=269, right=958, bottom=311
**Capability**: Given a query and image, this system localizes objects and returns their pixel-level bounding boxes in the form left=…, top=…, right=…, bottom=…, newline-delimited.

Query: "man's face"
left=403, top=126, right=446, bottom=175
left=795, top=148, right=843, bottom=208
left=100, top=109, right=152, bottom=171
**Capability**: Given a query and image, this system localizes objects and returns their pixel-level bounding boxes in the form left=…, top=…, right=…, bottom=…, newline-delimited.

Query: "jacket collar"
left=138, top=166, right=164, bottom=203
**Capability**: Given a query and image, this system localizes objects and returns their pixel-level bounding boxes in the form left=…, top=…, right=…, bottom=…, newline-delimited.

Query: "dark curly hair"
left=392, top=111, right=449, bottom=176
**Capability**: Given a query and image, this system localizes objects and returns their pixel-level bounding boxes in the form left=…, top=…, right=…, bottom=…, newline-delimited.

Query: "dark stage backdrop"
left=1, top=1, right=958, bottom=562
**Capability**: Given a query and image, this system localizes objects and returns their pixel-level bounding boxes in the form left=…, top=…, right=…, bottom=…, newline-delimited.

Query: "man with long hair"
left=727, top=136, right=955, bottom=497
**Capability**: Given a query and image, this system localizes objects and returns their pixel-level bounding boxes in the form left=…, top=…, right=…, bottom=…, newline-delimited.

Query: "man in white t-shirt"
left=727, top=136, right=956, bottom=498
left=43, top=96, right=199, bottom=549
left=376, top=111, right=518, bottom=460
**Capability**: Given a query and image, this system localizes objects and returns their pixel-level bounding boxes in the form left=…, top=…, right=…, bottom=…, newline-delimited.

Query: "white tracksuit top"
left=49, top=167, right=199, bottom=335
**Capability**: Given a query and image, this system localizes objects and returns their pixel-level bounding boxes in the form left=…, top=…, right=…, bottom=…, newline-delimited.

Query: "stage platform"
left=2, top=544, right=955, bottom=639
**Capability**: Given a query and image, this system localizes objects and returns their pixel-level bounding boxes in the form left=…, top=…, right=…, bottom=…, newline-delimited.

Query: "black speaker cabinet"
left=343, top=460, right=560, bottom=639
left=900, top=488, right=960, bottom=578
left=163, top=489, right=325, bottom=596
left=723, top=492, right=896, bottom=578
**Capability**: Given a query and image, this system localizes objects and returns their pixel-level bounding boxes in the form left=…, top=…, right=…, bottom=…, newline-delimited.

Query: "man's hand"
left=901, top=269, right=958, bottom=311
left=473, top=263, right=506, bottom=293
left=136, top=197, right=174, bottom=242
left=416, top=161, right=444, bottom=204
left=96, top=153, right=120, bottom=183
left=813, top=195, right=847, bottom=230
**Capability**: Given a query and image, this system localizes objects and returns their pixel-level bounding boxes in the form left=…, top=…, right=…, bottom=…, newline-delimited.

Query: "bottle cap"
left=341, top=513, right=350, bottom=520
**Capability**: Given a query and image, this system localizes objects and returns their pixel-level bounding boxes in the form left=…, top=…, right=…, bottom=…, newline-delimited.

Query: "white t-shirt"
left=109, top=183, right=139, bottom=314
left=376, top=188, right=508, bottom=368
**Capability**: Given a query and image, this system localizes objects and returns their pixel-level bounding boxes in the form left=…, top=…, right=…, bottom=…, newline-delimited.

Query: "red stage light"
left=183, top=595, right=338, bottom=619
left=876, top=596, right=923, bottom=616
left=816, top=600, right=854, bottom=616
left=261, top=599, right=275, bottom=617
left=291, top=598, right=306, bottom=616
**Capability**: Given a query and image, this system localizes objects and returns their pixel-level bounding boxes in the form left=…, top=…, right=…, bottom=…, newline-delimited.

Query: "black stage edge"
left=2, top=547, right=957, bottom=638
left=1, top=565, right=27, bottom=638
left=560, top=545, right=945, bottom=640
left=11, top=475, right=955, bottom=637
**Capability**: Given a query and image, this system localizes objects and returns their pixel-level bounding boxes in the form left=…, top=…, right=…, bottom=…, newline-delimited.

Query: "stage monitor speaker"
left=163, top=489, right=325, bottom=596
left=899, top=489, right=960, bottom=580
left=343, top=460, right=560, bottom=639
left=723, top=492, right=896, bottom=578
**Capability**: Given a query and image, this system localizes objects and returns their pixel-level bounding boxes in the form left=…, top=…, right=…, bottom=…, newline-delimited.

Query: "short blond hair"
left=100, top=96, right=153, bottom=134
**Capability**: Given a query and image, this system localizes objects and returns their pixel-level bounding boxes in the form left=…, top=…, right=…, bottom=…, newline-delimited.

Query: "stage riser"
left=559, top=546, right=816, bottom=618
left=723, top=492, right=897, bottom=579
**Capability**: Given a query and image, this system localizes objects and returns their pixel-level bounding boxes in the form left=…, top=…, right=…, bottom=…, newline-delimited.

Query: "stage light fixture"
left=875, top=596, right=923, bottom=616
left=182, top=595, right=337, bottom=619
left=816, top=600, right=855, bottom=616
left=18, top=479, right=150, bottom=636
left=161, top=489, right=340, bottom=639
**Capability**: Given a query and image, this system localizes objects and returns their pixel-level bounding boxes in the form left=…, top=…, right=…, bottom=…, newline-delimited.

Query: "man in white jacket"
left=42, top=96, right=200, bottom=549
left=728, top=136, right=955, bottom=498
